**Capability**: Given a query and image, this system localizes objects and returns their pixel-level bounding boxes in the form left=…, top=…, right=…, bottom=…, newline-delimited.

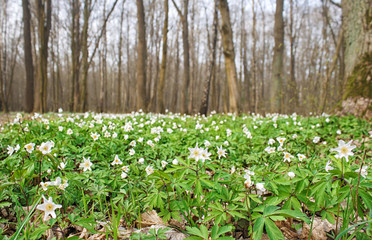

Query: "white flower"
left=244, top=176, right=254, bottom=188
left=161, top=160, right=168, bottom=168
left=325, top=161, right=334, bottom=172
left=138, top=137, right=144, bottom=143
left=268, top=139, right=275, bottom=145
left=25, top=143, right=35, bottom=154
left=331, top=140, right=356, bottom=162
left=121, top=172, right=128, bottom=179
left=336, top=130, right=341, bottom=135
left=355, top=166, right=368, bottom=178
left=91, top=132, right=100, bottom=141
left=276, top=137, right=286, bottom=146
left=216, top=146, right=227, bottom=159
left=244, top=169, right=255, bottom=177
left=39, top=141, right=53, bottom=155
left=264, top=146, right=275, bottom=154
left=129, top=149, right=135, bottom=156
left=297, top=154, right=306, bottom=161
left=121, top=165, right=130, bottom=173
left=80, top=157, right=93, bottom=171
left=313, top=136, right=320, bottom=143
left=58, top=126, right=64, bottom=131
left=37, top=196, right=62, bottom=221
left=188, top=143, right=203, bottom=161
left=145, top=165, right=154, bottom=175
left=172, top=159, right=178, bottom=165
left=138, top=158, right=145, bottom=164
left=112, top=132, right=118, bottom=138
left=204, top=140, right=211, bottom=147
left=130, top=140, right=136, bottom=147
left=288, top=172, right=295, bottom=178
left=58, top=162, right=66, bottom=170
left=283, top=152, right=293, bottom=162
left=112, top=155, right=123, bottom=165
left=256, top=183, right=266, bottom=192
left=14, top=144, right=20, bottom=152
left=104, top=131, right=111, bottom=138
left=224, top=141, right=229, bottom=146
left=292, top=134, right=297, bottom=139
left=230, top=166, right=236, bottom=174
left=67, top=129, right=73, bottom=135
left=40, top=182, right=50, bottom=191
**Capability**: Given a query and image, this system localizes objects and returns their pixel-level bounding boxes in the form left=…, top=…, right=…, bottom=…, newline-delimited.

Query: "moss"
left=343, top=52, right=372, bottom=99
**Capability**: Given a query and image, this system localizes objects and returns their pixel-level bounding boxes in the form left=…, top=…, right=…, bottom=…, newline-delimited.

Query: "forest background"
left=0, top=0, right=370, bottom=115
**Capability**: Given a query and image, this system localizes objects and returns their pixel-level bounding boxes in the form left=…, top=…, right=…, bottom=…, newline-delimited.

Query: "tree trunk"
left=157, top=0, right=168, bottom=113
left=270, top=0, right=284, bottom=113
left=23, top=0, right=34, bottom=113
left=136, top=0, right=148, bottom=111
left=70, top=0, right=80, bottom=112
left=80, top=0, right=90, bottom=112
left=36, top=0, right=52, bottom=113
left=199, top=0, right=218, bottom=115
left=116, top=0, right=125, bottom=112
left=288, top=0, right=298, bottom=112
left=342, top=0, right=372, bottom=100
left=217, top=0, right=239, bottom=113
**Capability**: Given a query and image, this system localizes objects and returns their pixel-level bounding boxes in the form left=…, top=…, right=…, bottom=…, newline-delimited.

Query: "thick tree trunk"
left=342, top=0, right=372, bottom=100
left=136, top=0, right=148, bottom=111
left=157, top=0, right=168, bottom=113
left=36, top=0, right=52, bottom=113
left=217, top=0, right=239, bottom=113
left=270, top=0, right=284, bottom=113
left=23, top=0, right=34, bottom=113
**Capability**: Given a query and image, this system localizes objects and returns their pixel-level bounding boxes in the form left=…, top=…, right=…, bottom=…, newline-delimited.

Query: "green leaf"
left=264, top=218, right=284, bottom=240
left=30, top=224, right=50, bottom=240
left=252, top=217, right=265, bottom=240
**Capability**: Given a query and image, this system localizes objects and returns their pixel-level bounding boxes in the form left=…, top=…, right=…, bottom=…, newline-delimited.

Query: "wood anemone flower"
left=37, top=195, right=62, bottom=221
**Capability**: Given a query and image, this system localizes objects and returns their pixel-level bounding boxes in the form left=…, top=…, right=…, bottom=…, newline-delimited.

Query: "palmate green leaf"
left=252, top=217, right=265, bottom=240
left=273, top=209, right=311, bottom=224
left=264, top=218, right=285, bottom=240
left=186, top=225, right=209, bottom=240
left=30, top=224, right=50, bottom=240
left=358, top=189, right=372, bottom=210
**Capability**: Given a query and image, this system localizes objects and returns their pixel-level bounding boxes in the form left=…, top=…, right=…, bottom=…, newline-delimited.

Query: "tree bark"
left=116, top=0, right=125, bottom=112
left=270, top=0, right=284, bottom=113
left=199, top=0, right=218, bottom=115
left=171, top=0, right=190, bottom=114
left=157, top=0, right=169, bottom=113
left=342, top=0, right=372, bottom=100
left=217, top=0, right=240, bottom=113
left=70, top=0, right=81, bottom=112
left=136, top=0, right=148, bottom=111
left=36, top=0, right=52, bottom=113
left=22, top=0, right=34, bottom=113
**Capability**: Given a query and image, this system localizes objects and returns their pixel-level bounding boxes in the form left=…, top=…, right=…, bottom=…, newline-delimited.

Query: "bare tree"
left=70, top=0, right=81, bottom=112
left=116, top=0, right=125, bottom=112
left=199, top=0, right=218, bottom=115
left=217, top=0, right=239, bottom=113
left=36, top=0, right=52, bottom=113
left=136, top=0, right=148, bottom=111
left=157, top=0, right=169, bottom=113
left=171, top=0, right=190, bottom=114
left=270, top=0, right=284, bottom=113
left=23, top=0, right=34, bottom=113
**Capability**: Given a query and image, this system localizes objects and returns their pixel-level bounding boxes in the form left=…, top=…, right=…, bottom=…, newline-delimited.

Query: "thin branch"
left=88, top=0, right=119, bottom=66
left=171, top=0, right=182, bottom=17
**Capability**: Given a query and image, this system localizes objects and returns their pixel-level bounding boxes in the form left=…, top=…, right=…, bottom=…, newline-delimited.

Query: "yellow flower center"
left=45, top=203, right=54, bottom=211
left=85, top=162, right=90, bottom=167
left=341, top=147, right=348, bottom=154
